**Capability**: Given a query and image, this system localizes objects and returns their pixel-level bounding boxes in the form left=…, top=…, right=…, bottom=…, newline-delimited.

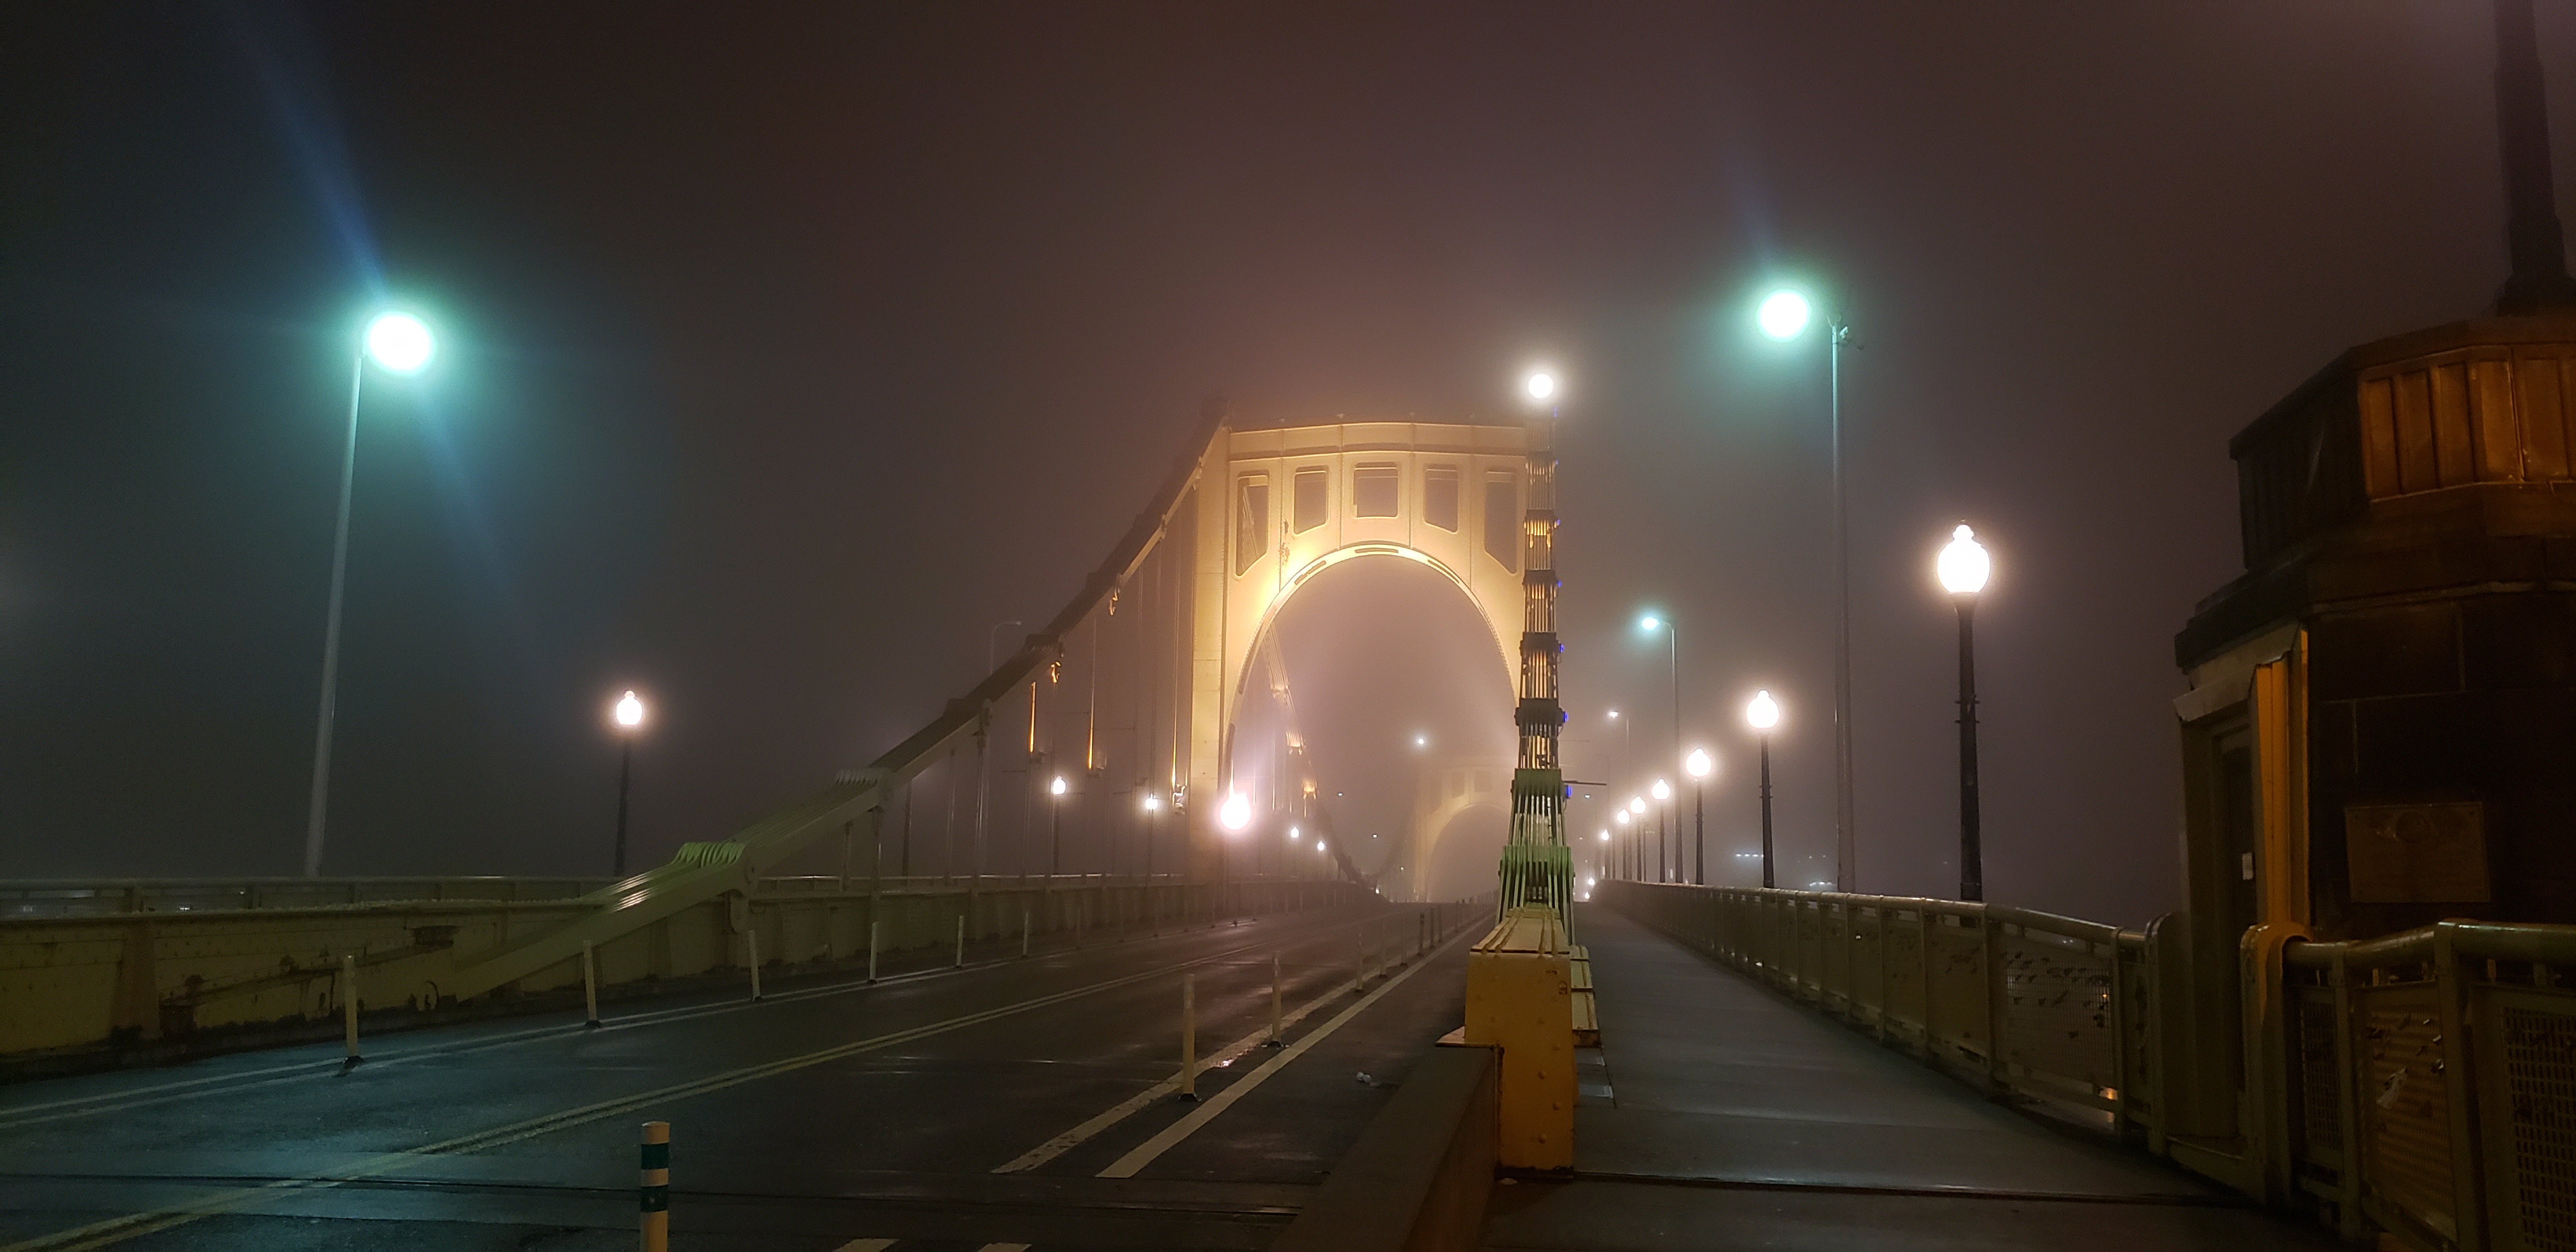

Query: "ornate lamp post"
left=1684, top=749, right=1713, bottom=885
left=611, top=690, right=647, bottom=878
left=1745, top=690, right=1780, bottom=889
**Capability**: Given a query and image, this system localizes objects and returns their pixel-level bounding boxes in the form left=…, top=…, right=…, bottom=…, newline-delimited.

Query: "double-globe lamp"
left=1938, top=525, right=1993, bottom=902
left=1745, top=690, right=1780, bottom=888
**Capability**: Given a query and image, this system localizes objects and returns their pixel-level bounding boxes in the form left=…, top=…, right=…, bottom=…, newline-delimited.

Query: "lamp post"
left=1219, top=789, right=1251, bottom=917
left=1759, top=288, right=1857, bottom=892
left=1684, top=749, right=1712, bottom=886
left=1614, top=809, right=1632, bottom=880
left=971, top=618, right=1025, bottom=895
left=1140, top=791, right=1162, bottom=883
left=1048, top=773, right=1070, bottom=881
left=1650, top=779, right=1672, bottom=882
left=1637, top=614, right=1679, bottom=844
left=610, top=691, right=647, bottom=877
left=1746, top=690, right=1780, bottom=889
left=1937, top=524, right=1992, bottom=902
left=1625, top=796, right=1646, bottom=881
left=302, top=310, right=437, bottom=878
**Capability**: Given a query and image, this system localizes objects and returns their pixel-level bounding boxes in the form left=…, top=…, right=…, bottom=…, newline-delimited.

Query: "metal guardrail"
left=1603, top=880, right=2576, bottom=1252
left=0, top=878, right=613, bottom=918
left=1600, top=880, right=2149, bottom=1131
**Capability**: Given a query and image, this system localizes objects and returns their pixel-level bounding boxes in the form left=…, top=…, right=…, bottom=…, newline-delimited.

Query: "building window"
left=1235, top=474, right=1269, bottom=575
left=1293, top=466, right=1328, bottom=533
left=1423, top=466, right=1459, bottom=531
left=1483, top=472, right=1519, bottom=570
left=1353, top=463, right=1399, bottom=518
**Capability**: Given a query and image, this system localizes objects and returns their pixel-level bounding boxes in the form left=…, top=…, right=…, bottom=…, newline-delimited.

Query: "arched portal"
left=1181, top=421, right=1540, bottom=880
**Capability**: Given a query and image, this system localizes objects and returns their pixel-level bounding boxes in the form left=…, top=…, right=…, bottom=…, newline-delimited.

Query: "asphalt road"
left=0, top=898, right=1478, bottom=1251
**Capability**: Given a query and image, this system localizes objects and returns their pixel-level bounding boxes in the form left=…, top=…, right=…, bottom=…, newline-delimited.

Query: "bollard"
left=1179, top=973, right=1198, bottom=1101
left=1022, top=907, right=1031, bottom=958
left=1266, top=950, right=1283, bottom=1048
left=747, top=930, right=762, bottom=1001
left=866, top=918, right=880, bottom=983
left=582, top=940, right=601, bottom=1028
left=340, top=954, right=362, bottom=1069
left=1354, top=926, right=1365, bottom=991
left=639, top=1120, right=670, bottom=1252
left=954, top=914, right=966, bottom=967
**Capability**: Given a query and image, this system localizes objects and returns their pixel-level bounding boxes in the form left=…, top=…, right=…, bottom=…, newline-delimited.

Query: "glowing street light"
left=1747, top=690, right=1780, bottom=888
left=363, top=311, right=437, bottom=374
left=1047, top=774, right=1071, bottom=882
left=1758, top=283, right=1857, bottom=892
left=1650, top=777, right=1673, bottom=884
left=1615, top=807, right=1633, bottom=882
left=1939, top=524, right=1993, bottom=902
left=1523, top=369, right=1558, bottom=402
left=610, top=691, right=647, bottom=878
left=1413, top=733, right=1429, bottom=749
left=1140, top=789, right=1163, bottom=884
left=1220, top=790, right=1252, bottom=832
left=303, top=307, right=441, bottom=880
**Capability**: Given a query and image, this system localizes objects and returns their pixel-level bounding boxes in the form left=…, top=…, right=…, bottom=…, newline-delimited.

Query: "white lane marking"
left=0, top=911, right=1344, bottom=1131
left=833, top=1241, right=896, bottom=1251
left=1094, top=926, right=1472, bottom=1179
left=993, top=925, right=1391, bottom=1173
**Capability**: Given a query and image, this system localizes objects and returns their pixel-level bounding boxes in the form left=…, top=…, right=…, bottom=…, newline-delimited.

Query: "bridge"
left=12, top=294, right=2576, bottom=1249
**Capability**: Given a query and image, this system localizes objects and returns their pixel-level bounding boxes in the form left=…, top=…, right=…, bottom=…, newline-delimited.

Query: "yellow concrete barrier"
left=1463, top=906, right=1574, bottom=1172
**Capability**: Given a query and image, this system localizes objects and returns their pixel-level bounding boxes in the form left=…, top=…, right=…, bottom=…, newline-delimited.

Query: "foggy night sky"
left=4, top=5, right=2572, bottom=926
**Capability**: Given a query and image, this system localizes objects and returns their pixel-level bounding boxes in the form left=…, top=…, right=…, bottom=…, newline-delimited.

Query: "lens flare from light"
left=364, top=311, right=436, bottom=374
left=1758, top=290, right=1813, bottom=342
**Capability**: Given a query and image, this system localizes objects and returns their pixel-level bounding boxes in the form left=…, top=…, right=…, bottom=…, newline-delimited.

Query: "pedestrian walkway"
left=1479, top=904, right=2339, bottom=1251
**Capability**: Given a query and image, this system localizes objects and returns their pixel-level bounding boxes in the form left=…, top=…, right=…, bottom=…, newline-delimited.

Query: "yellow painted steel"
left=1464, top=906, right=1574, bottom=1171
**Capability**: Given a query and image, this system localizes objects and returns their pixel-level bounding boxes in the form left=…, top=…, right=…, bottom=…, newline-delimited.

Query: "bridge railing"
left=0, top=877, right=613, bottom=919
left=1598, top=880, right=2149, bottom=1133
left=1601, top=880, right=2576, bottom=1251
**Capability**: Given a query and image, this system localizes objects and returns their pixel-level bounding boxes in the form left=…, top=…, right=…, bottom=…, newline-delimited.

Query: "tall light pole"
left=1759, top=287, right=1856, bottom=892
left=611, top=691, right=647, bottom=877
left=1745, top=690, right=1780, bottom=889
left=302, top=310, right=437, bottom=878
left=1614, top=808, right=1632, bottom=880
left=1684, top=749, right=1712, bottom=886
left=1938, top=525, right=1992, bottom=902
left=1140, top=791, right=1162, bottom=883
left=1219, top=790, right=1251, bottom=920
left=972, top=618, right=1024, bottom=896
left=1637, top=615, right=1678, bottom=829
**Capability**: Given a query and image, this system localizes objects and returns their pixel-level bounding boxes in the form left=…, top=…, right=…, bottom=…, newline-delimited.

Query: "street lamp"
left=1685, top=749, right=1713, bottom=886
left=1746, top=690, right=1780, bottom=889
left=1614, top=808, right=1632, bottom=880
left=302, top=309, right=439, bottom=878
left=1523, top=370, right=1558, bottom=403
left=1637, top=614, right=1679, bottom=827
left=1759, top=285, right=1857, bottom=892
left=1048, top=774, right=1070, bottom=881
left=1140, top=790, right=1162, bottom=883
left=611, top=691, right=647, bottom=878
left=1651, top=779, right=1673, bottom=883
left=1938, top=524, right=1992, bottom=902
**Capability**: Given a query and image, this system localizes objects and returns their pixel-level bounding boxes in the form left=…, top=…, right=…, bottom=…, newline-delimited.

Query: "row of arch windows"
left=1234, top=462, right=1519, bottom=575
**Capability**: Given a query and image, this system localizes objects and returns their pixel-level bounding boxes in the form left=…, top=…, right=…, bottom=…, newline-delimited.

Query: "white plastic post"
left=747, top=929, right=762, bottom=1001
left=639, top=1120, right=670, bottom=1251
left=339, top=953, right=362, bottom=1067
left=582, top=940, right=601, bottom=1028
left=1180, top=973, right=1197, bottom=1100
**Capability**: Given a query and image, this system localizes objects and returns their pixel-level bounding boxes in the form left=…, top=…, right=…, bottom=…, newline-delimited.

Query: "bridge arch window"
left=1234, top=473, right=1269, bottom=575
left=1483, top=471, right=1519, bottom=570
left=1353, top=463, right=1399, bottom=518
left=1423, top=466, right=1460, bottom=531
left=1292, top=466, right=1329, bottom=533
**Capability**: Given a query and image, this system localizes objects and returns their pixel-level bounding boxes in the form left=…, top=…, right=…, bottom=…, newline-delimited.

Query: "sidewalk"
left=1478, top=904, right=2339, bottom=1251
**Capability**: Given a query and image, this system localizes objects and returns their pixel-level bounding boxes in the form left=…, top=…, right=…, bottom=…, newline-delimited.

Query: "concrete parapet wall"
left=0, top=878, right=1362, bottom=1068
left=1269, top=1043, right=1498, bottom=1252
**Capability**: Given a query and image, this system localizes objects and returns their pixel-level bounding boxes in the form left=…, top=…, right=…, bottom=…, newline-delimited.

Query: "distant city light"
left=1598, top=829, right=1611, bottom=843
left=1758, top=289, right=1813, bottom=342
left=1413, top=734, right=1427, bottom=748
left=364, top=311, right=436, bottom=374
left=1289, top=825, right=1301, bottom=841
left=1141, top=793, right=1162, bottom=813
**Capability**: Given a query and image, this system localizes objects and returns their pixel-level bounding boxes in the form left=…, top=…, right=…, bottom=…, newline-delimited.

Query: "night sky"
left=4, top=5, right=2571, bottom=926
